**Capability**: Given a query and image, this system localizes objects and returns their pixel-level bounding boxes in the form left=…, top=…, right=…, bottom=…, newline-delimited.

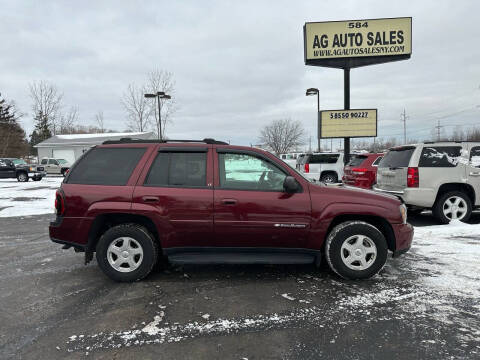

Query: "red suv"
left=343, top=153, right=383, bottom=189
left=50, top=139, right=412, bottom=282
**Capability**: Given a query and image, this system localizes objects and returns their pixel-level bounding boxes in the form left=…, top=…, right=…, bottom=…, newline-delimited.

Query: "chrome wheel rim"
left=443, top=196, right=467, bottom=221
left=340, top=235, right=377, bottom=271
left=18, top=173, right=27, bottom=181
left=107, top=237, right=143, bottom=273
left=322, top=175, right=335, bottom=183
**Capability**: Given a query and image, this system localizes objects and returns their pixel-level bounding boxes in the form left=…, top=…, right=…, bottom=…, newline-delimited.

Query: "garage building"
left=34, top=132, right=155, bottom=164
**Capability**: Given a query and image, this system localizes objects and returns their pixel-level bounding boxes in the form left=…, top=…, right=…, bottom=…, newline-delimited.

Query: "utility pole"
left=401, top=109, right=408, bottom=144
left=308, top=136, right=312, bottom=152
left=435, top=120, right=444, bottom=141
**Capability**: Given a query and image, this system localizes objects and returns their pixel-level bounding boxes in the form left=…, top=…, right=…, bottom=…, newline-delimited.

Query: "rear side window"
left=67, top=147, right=146, bottom=185
left=419, top=146, right=461, bottom=168
left=309, top=154, right=339, bottom=164
left=347, top=155, right=367, bottom=167
left=470, top=147, right=480, bottom=168
left=378, top=148, right=415, bottom=168
left=145, top=152, right=207, bottom=187
left=372, top=156, right=383, bottom=166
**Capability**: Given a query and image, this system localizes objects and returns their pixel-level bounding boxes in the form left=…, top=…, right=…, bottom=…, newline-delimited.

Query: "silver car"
left=373, top=142, right=480, bottom=223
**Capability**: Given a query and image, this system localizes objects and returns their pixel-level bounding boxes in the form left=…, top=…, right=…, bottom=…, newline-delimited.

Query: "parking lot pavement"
left=0, top=214, right=479, bottom=359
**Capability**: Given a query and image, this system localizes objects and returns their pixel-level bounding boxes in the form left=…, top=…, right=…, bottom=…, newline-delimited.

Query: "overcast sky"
left=1, top=0, right=479, bottom=148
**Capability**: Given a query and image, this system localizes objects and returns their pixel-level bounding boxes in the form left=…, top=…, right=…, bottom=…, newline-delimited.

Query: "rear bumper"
left=391, top=222, right=414, bottom=257
left=373, top=186, right=435, bottom=208
left=49, top=216, right=90, bottom=247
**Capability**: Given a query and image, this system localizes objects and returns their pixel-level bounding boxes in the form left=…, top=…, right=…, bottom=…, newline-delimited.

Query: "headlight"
left=399, top=204, right=407, bottom=224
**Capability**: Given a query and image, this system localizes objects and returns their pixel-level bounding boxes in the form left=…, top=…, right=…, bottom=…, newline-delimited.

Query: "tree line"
left=0, top=69, right=176, bottom=158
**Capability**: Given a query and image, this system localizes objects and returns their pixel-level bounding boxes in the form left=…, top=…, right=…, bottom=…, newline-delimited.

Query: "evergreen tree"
left=29, top=111, right=52, bottom=155
left=0, top=93, right=28, bottom=158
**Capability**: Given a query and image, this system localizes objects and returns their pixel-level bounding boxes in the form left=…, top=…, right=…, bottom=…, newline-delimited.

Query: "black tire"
left=17, top=172, right=28, bottom=182
left=325, top=221, right=388, bottom=280
left=321, top=172, right=338, bottom=184
left=96, top=223, right=158, bottom=282
left=33, top=177, right=42, bottom=181
left=61, top=169, right=67, bottom=177
left=433, top=191, right=472, bottom=224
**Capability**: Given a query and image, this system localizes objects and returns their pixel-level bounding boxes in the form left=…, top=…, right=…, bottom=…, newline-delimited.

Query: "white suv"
left=299, top=152, right=344, bottom=183
left=373, top=142, right=480, bottom=223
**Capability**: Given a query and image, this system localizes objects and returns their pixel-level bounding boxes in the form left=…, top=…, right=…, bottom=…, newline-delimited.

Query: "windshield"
left=378, top=147, right=415, bottom=168
left=57, top=159, right=68, bottom=164
left=12, top=159, right=27, bottom=165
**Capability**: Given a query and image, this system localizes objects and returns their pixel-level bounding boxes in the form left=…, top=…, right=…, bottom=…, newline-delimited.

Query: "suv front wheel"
left=433, top=191, right=472, bottom=224
left=325, top=221, right=388, bottom=280
left=96, top=224, right=158, bottom=282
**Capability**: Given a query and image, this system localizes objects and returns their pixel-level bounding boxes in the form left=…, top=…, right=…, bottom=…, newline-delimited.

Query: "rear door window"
left=347, top=155, right=367, bottom=167
left=470, top=147, right=480, bottom=168
left=378, top=147, right=415, bottom=168
left=67, top=147, right=146, bottom=185
left=145, top=151, right=207, bottom=187
left=418, top=146, right=462, bottom=168
left=309, top=154, right=339, bottom=164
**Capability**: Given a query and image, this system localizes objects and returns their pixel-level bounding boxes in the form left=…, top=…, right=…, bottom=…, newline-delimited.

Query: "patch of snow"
left=281, top=293, right=295, bottom=301
left=0, top=177, right=63, bottom=217
left=56, top=132, right=148, bottom=140
left=141, top=312, right=165, bottom=336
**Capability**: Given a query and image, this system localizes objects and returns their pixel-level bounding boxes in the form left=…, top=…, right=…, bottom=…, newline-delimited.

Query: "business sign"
left=319, top=109, right=377, bottom=138
left=304, top=17, right=411, bottom=68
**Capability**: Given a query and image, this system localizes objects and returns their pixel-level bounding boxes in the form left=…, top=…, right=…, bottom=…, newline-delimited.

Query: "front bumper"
left=391, top=222, right=414, bottom=257
left=28, top=171, right=45, bottom=178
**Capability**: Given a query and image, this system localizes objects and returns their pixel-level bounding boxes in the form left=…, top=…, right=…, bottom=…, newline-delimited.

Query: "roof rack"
left=102, top=138, right=229, bottom=145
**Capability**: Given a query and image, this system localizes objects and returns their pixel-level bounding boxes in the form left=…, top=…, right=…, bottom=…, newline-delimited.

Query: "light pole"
left=144, top=91, right=171, bottom=140
left=306, top=88, right=320, bottom=152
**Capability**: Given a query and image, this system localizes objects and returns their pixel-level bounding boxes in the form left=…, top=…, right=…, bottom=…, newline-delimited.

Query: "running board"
left=168, top=252, right=317, bottom=265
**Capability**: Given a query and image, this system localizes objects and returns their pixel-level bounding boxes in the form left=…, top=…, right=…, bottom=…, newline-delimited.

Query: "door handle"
left=469, top=172, right=480, bottom=176
left=221, top=198, right=238, bottom=205
left=142, top=196, right=159, bottom=203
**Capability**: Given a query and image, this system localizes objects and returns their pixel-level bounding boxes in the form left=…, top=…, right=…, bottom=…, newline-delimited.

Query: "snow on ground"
left=0, top=177, right=63, bottom=217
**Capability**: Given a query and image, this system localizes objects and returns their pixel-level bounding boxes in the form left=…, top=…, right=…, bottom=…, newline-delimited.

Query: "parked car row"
left=0, top=157, right=72, bottom=181
left=281, top=141, right=480, bottom=223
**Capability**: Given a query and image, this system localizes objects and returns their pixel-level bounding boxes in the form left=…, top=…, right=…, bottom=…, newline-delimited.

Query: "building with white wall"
left=34, top=132, right=155, bottom=164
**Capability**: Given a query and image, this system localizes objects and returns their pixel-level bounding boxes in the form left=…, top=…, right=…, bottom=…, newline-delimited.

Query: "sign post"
left=304, top=17, right=412, bottom=163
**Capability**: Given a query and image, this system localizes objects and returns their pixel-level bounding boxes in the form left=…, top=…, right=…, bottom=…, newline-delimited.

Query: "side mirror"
left=283, top=176, right=300, bottom=193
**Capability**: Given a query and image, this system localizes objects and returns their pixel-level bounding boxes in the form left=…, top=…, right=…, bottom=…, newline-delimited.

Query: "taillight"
left=352, top=168, right=367, bottom=175
left=55, top=190, right=65, bottom=216
left=304, top=163, right=309, bottom=173
left=407, top=167, right=419, bottom=187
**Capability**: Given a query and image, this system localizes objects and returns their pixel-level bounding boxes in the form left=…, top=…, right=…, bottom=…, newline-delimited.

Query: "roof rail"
left=102, top=138, right=229, bottom=145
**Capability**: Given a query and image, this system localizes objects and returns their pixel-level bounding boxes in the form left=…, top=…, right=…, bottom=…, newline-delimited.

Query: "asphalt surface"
left=0, top=212, right=479, bottom=360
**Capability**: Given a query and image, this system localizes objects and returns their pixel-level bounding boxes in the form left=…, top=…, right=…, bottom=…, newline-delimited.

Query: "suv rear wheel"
left=325, top=221, right=388, bottom=280
left=96, top=224, right=158, bottom=282
left=433, top=191, right=472, bottom=224
left=321, top=172, right=337, bottom=183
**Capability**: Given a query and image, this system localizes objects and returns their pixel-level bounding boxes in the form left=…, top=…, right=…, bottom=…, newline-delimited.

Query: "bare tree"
left=57, top=106, right=79, bottom=134
left=29, top=80, right=63, bottom=134
left=147, top=69, right=176, bottom=139
left=95, top=110, right=105, bottom=133
left=122, top=83, right=152, bottom=132
left=259, top=118, right=305, bottom=155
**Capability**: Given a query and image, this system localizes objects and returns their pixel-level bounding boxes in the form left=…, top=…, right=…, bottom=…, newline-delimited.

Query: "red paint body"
left=343, top=153, right=383, bottom=189
left=50, top=144, right=412, bottom=254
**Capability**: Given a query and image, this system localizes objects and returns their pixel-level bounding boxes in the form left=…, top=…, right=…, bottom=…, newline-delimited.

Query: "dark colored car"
left=50, top=139, right=413, bottom=282
left=343, top=153, right=383, bottom=189
left=0, top=158, right=45, bottom=182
